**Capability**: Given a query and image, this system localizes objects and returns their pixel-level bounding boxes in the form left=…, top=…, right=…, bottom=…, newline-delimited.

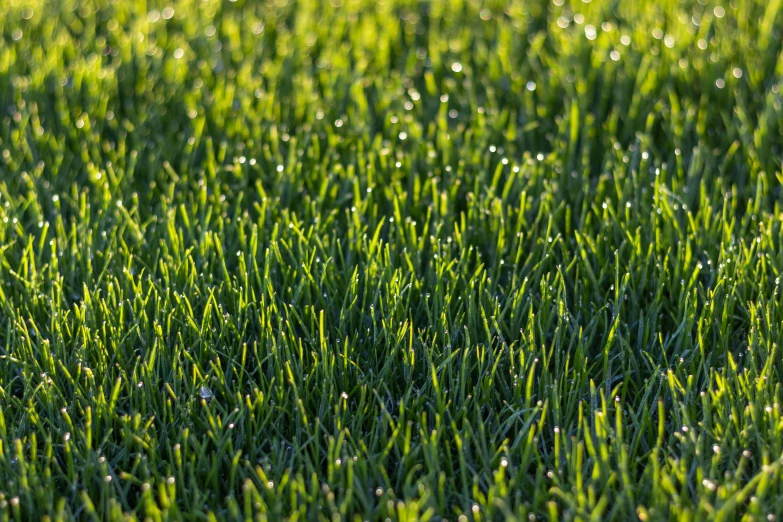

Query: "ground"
left=1, top=0, right=783, bottom=520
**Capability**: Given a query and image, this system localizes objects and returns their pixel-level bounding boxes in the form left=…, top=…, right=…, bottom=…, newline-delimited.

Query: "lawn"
left=1, top=0, right=783, bottom=520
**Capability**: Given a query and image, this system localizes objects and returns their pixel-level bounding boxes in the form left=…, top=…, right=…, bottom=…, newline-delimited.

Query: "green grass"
left=1, top=0, right=783, bottom=520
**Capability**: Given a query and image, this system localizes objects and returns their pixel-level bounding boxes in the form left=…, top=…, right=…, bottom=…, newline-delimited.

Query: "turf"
left=1, top=0, right=783, bottom=520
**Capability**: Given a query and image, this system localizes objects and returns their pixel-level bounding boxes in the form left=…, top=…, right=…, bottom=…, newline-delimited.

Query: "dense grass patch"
left=2, top=0, right=783, bottom=520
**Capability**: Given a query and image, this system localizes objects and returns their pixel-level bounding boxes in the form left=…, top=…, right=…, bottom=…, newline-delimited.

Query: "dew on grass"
left=199, top=386, right=213, bottom=400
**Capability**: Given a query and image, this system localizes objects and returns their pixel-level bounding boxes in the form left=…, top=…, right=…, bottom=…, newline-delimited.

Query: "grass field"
left=2, top=0, right=783, bottom=520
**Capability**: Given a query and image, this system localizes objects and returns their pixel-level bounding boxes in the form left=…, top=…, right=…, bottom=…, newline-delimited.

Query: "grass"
left=1, top=0, right=783, bottom=519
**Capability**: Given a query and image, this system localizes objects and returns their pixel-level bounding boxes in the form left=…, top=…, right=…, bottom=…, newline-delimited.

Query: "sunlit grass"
left=1, top=0, right=783, bottom=520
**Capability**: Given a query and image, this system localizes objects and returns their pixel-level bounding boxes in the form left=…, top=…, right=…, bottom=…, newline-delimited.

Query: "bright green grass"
left=1, top=0, right=783, bottom=520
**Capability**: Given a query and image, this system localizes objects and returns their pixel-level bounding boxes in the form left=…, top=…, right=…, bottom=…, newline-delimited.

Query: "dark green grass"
left=2, top=0, right=783, bottom=520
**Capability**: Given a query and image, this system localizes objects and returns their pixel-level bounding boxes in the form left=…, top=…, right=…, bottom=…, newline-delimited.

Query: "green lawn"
left=2, top=0, right=783, bottom=520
